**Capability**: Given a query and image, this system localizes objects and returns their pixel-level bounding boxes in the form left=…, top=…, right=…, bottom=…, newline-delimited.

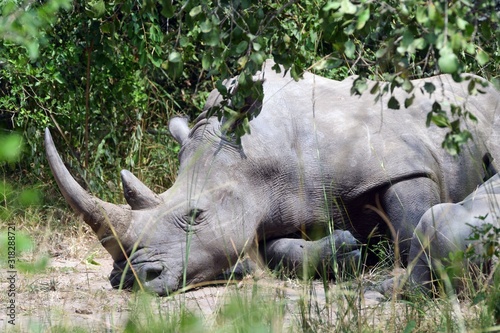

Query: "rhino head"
left=45, top=115, right=262, bottom=295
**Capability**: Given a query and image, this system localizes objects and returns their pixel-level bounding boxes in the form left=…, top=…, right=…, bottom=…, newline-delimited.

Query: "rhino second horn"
left=44, top=128, right=133, bottom=260
left=120, top=170, right=162, bottom=210
left=169, top=117, right=189, bottom=144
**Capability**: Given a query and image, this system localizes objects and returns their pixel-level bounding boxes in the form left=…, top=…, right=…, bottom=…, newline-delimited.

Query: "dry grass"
left=1, top=207, right=499, bottom=332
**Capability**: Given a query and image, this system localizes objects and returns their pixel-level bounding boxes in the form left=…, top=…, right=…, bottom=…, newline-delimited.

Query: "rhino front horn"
left=44, top=128, right=133, bottom=260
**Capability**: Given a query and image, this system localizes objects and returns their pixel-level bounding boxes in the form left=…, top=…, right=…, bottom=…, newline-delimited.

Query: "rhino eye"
left=187, top=209, right=204, bottom=223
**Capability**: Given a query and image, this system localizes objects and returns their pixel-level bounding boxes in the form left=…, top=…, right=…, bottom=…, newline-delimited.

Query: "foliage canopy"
left=0, top=0, right=499, bottom=200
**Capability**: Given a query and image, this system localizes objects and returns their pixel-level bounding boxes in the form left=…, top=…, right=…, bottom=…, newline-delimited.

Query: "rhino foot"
left=261, top=231, right=362, bottom=279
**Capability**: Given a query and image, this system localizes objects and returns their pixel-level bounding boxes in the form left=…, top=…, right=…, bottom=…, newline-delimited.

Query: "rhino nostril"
left=145, top=268, right=162, bottom=282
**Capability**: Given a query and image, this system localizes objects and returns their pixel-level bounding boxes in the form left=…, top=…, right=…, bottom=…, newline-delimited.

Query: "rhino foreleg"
left=260, top=231, right=361, bottom=279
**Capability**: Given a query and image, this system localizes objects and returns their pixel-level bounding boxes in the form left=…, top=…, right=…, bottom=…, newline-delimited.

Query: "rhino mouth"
left=109, top=261, right=137, bottom=290
left=109, top=247, right=185, bottom=295
left=110, top=261, right=181, bottom=294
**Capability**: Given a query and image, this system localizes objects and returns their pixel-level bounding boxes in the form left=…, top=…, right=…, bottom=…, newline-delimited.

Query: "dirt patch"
left=1, top=251, right=128, bottom=331
left=1, top=245, right=389, bottom=332
left=1, top=218, right=494, bottom=331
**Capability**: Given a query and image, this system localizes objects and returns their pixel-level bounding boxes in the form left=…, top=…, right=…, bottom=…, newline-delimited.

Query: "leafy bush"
left=1, top=0, right=499, bottom=202
left=321, top=0, right=499, bottom=154
left=0, top=133, right=48, bottom=273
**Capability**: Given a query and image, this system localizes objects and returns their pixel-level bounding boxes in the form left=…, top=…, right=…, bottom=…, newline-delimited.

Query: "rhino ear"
left=169, top=117, right=190, bottom=145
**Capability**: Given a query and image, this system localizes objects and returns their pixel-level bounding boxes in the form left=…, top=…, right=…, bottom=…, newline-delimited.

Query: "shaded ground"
left=1, top=251, right=128, bottom=332
left=1, top=242, right=389, bottom=332
left=3, top=223, right=492, bottom=332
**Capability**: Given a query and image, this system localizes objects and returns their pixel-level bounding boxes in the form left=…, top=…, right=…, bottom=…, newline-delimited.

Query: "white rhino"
left=45, top=60, right=500, bottom=295
left=409, top=172, right=500, bottom=291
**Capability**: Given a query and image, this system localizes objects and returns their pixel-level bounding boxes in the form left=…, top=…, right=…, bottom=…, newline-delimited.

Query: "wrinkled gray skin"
left=409, top=172, right=500, bottom=291
left=45, top=60, right=500, bottom=295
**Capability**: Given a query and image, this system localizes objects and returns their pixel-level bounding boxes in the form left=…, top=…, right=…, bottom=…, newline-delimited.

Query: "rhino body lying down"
left=409, top=173, right=500, bottom=291
left=45, top=60, right=500, bottom=295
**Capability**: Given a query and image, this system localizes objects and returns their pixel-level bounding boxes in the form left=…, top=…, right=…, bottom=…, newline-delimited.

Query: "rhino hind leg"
left=379, top=177, right=442, bottom=264
left=260, top=230, right=361, bottom=280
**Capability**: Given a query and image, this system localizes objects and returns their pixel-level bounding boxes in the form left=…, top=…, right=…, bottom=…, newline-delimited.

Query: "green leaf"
left=179, top=36, right=189, bottom=47
left=416, top=6, right=428, bottom=24
left=340, top=0, right=357, bottom=15
left=343, top=23, right=355, bottom=35
left=0, top=134, right=22, bottom=163
left=216, top=80, right=228, bottom=97
left=202, top=54, right=211, bottom=70
left=438, top=50, right=459, bottom=74
left=250, top=52, right=264, bottom=67
left=235, top=40, right=248, bottom=54
left=428, top=3, right=438, bottom=21
left=203, top=29, right=220, bottom=47
left=401, top=29, right=414, bottom=52
left=166, top=60, right=183, bottom=80
left=404, top=94, right=415, bottom=108
left=323, top=1, right=341, bottom=11
left=402, top=79, right=413, bottom=93
left=160, top=0, right=174, bottom=18
left=465, top=43, right=475, bottom=55
left=344, top=40, right=355, bottom=59
left=86, top=253, right=101, bottom=266
left=456, top=17, right=469, bottom=31
left=189, top=5, right=202, bottom=17
left=2, top=1, right=17, bottom=15
left=468, top=112, right=478, bottom=122
left=52, top=71, right=64, bottom=84
left=476, top=50, right=489, bottom=66
left=237, top=56, right=248, bottom=68
left=423, top=82, right=436, bottom=95
left=388, top=96, right=400, bottom=110
left=100, top=22, right=114, bottom=34
left=467, top=79, right=477, bottom=95
left=17, top=256, right=49, bottom=273
left=90, top=0, right=106, bottom=17
left=351, top=77, right=368, bottom=95
left=412, top=37, right=426, bottom=51
left=432, top=101, right=442, bottom=113
left=431, top=114, right=449, bottom=128
left=139, top=51, right=147, bottom=67
left=375, top=47, right=388, bottom=58
left=369, top=82, right=380, bottom=95
left=168, top=51, right=182, bottom=63
left=450, top=33, right=463, bottom=51
left=356, top=8, right=370, bottom=30
left=200, top=19, right=212, bottom=33
left=290, top=65, right=302, bottom=81
left=18, top=189, right=41, bottom=206
left=425, top=112, right=432, bottom=127
left=252, top=42, right=262, bottom=51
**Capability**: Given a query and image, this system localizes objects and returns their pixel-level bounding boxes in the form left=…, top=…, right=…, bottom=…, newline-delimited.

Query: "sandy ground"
left=1, top=252, right=128, bottom=332
left=0, top=245, right=389, bottom=332
left=2, top=233, right=493, bottom=332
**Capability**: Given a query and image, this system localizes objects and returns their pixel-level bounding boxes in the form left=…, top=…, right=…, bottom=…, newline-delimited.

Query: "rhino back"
left=239, top=65, right=500, bottom=237
left=255, top=71, right=494, bottom=181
